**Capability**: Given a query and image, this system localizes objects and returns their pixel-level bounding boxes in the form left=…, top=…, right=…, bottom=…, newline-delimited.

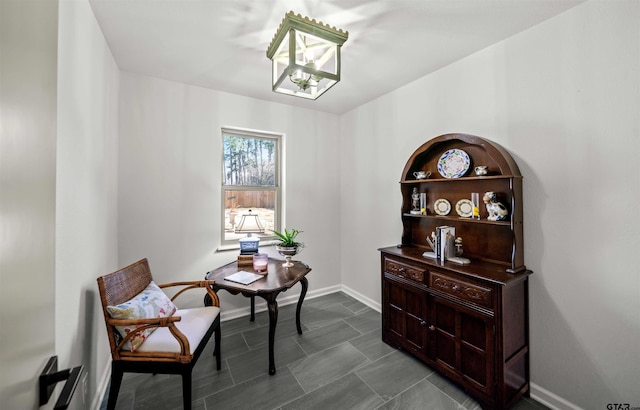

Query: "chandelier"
left=266, top=11, right=349, bottom=100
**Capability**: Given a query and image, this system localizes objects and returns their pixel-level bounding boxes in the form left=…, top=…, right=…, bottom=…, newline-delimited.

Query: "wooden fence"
left=226, top=190, right=275, bottom=209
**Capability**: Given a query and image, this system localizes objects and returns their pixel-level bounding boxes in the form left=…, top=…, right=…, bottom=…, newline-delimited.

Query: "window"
left=221, top=128, right=281, bottom=247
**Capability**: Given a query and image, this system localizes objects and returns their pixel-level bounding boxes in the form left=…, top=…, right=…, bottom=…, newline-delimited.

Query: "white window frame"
left=219, top=127, right=283, bottom=249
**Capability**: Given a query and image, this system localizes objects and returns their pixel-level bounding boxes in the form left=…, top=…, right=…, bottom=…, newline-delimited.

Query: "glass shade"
left=267, top=12, right=348, bottom=100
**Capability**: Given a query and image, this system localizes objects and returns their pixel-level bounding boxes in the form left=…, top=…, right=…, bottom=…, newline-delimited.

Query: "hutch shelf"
left=379, top=133, right=532, bottom=409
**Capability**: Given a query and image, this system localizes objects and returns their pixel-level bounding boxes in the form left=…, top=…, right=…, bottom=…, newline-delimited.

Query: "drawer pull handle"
left=428, top=325, right=435, bottom=331
left=419, top=320, right=427, bottom=327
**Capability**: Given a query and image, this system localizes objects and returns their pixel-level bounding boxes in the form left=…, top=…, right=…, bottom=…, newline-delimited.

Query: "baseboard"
left=92, top=284, right=348, bottom=408
left=328, top=288, right=584, bottom=410
left=92, top=358, right=112, bottom=410
left=219, top=284, right=381, bottom=321
left=335, top=289, right=582, bottom=410
left=219, top=284, right=343, bottom=321
left=221, top=291, right=584, bottom=410
left=340, top=284, right=381, bottom=312
left=101, top=286, right=590, bottom=410
left=530, top=383, right=584, bottom=410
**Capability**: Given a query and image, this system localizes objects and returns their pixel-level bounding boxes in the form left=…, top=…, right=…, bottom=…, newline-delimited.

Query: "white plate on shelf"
left=455, top=199, right=473, bottom=217
left=434, top=199, right=451, bottom=216
left=437, top=149, right=471, bottom=178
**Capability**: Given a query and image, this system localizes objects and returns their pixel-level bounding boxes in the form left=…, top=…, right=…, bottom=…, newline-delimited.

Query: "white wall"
left=0, top=1, right=58, bottom=409
left=55, top=0, right=120, bottom=408
left=340, top=1, right=639, bottom=408
left=23, top=1, right=634, bottom=408
left=117, top=74, right=342, bottom=313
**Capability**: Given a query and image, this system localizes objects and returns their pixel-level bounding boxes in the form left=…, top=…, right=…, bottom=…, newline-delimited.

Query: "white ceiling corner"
left=89, top=0, right=585, bottom=114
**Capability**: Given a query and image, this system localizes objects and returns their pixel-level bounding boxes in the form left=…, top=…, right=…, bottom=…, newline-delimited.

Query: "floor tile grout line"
left=352, top=371, right=391, bottom=409
left=288, top=354, right=372, bottom=402
left=292, top=333, right=312, bottom=357
left=101, top=292, right=544, bottom=410
left=281, top=356, right=310, bottom=403
left=424, top=370, right=479, bottom=408
left=341, top=317, right=367, bottom=336
left=264, top=299, right=370, bottom=408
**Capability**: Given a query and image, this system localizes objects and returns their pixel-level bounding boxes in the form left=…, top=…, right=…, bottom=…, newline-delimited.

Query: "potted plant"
left=272, top=228, right=304, bottom=267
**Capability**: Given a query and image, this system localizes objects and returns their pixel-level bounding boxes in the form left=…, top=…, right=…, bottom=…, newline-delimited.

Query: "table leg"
left=260, top=293, right=280, bottom=375
left=296, top=277, right=308, bottom=334
left=250, top=295, right=255, bottom=322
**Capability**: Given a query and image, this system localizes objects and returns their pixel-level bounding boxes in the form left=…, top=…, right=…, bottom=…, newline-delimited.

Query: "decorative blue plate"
left=437, top=149, right=471, bottom=178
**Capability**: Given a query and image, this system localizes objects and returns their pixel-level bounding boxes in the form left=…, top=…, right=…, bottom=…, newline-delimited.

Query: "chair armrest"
left=107, top=315, right=181, bottom=327
left=159, top=280, right=220, bottom=307
left=107, top=315, right=190, bottom=354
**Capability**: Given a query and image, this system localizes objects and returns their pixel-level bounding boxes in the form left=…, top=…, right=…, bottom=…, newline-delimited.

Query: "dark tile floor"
left=101, top=292, right=549, bottom=410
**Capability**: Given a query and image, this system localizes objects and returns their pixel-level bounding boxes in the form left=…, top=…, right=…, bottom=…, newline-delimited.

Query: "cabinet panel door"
left=432, top=300, right=457, bottom=370
left=405, top=289, right=427, bottom=351
left=431, top=297, right=494, bottom=396
left=383, top=277, right=428, bottom=354
left=386, top=280, right=405, bottom=338
left=460, top=313, right=491, bottom=388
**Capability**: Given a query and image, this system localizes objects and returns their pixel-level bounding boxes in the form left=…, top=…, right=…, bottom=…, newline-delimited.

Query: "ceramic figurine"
left=483, top=191, right=508, bottom=221
left=455, top=236, right=463, bottom=256
left=410, top=187, right=422, bottom=214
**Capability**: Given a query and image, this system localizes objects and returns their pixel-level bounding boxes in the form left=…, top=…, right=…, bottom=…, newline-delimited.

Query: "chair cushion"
left=107, top=281, right=177, bottom=352
left=137, top=306, right=220, bottom=354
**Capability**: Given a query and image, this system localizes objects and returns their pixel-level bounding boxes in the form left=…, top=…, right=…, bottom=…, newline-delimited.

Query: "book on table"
left=224, top=270, right=264, bottom=285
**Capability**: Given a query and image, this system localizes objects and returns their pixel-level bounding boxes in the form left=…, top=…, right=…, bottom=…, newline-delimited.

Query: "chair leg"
left=107, top=363, right=124, bottom=410
left=214, top=324, right=221, bottom=370
left=181, top=372, right=192, bottom=410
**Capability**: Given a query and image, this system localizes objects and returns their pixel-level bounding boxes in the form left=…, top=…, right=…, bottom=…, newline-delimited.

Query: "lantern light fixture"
left=266, top=11, right=349, bottom=100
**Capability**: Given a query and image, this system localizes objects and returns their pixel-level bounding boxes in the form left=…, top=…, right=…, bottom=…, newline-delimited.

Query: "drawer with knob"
left=384, top=259, right=425, bottom=284
left=429, top=271, right=494, bottom=309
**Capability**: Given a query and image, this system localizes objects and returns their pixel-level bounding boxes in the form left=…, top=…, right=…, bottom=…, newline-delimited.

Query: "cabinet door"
left=430, top=296, right=494, bottom=397
left=383, top=277, right=428, bottom=355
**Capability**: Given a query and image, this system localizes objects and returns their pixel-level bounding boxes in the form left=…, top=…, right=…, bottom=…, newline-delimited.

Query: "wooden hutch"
left=379, top=133, right=532, bottom=409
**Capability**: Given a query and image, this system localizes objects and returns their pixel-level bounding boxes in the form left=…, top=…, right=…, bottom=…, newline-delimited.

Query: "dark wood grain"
left=206, top=258, right=311, bottom=375
left=382, top=134, right=532, bottom=410
left=206, top=258, right=310, bottom=294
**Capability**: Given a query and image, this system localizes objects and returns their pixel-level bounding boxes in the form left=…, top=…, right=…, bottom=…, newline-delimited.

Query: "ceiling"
left=89, top=0, right=584, bottom=114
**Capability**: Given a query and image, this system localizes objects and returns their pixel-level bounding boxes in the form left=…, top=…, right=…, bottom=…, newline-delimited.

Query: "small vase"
left=275, top=245, right=301, bottom=267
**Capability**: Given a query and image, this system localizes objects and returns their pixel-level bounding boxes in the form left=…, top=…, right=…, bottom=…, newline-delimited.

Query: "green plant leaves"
left=272, top=228, right=303, bottom=247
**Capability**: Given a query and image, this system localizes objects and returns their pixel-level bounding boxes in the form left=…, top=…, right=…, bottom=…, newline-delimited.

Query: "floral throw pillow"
left=107, top=281, right=177, bottom=352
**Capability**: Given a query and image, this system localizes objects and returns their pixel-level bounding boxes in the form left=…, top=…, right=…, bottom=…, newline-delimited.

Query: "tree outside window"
left=222, top=129, right=281, bottom=246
